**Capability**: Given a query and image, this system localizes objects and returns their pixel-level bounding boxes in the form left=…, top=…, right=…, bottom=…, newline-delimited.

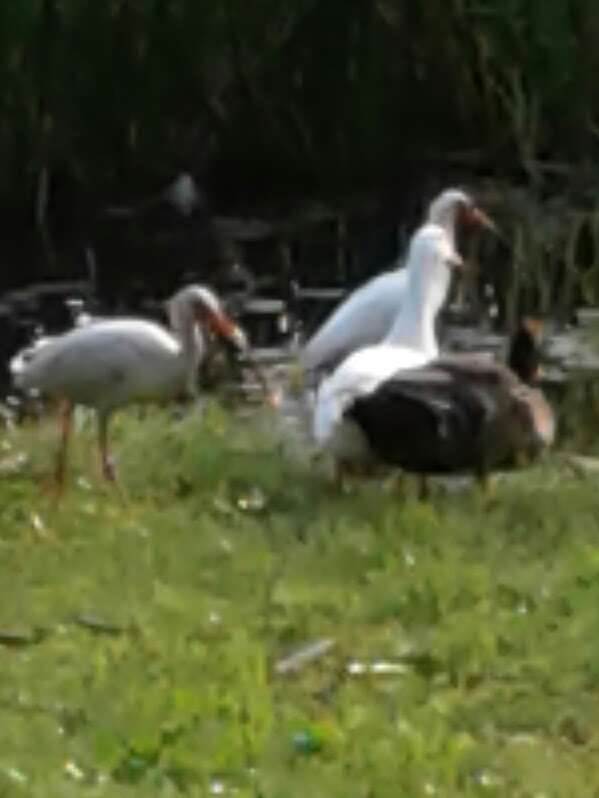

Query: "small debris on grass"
left=30, top=512, right=47, bottom=537
left=4, top=767, right=28, bottom=785
left=219, top=537, right=233, bottom=554
left=212, top=497, right=236, bottom=518
left=0, top=627, right=48, bottom=647
left=72, top=613, right=131, bottom=636
left=275, top=638, right=336, bottom=675
left=346, top=660, right=409, bottom=676
left=76, top=476, right=92, bottom=492
left=292, top=729, right=322, bottom=755
left=236, top=485, right=267, bottom=513
left=0, top=452, right=29, bottom=476
left=64, top=760, right=85, bottom=782
left=472, top=769, right=505, bottom=789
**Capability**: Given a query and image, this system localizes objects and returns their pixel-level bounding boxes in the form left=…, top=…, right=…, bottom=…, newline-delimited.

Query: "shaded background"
left=1, top=0, right=599, bottom=302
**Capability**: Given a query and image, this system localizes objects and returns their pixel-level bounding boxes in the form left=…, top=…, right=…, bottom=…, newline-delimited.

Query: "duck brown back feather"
left=345, top=353, right=554, bottom=476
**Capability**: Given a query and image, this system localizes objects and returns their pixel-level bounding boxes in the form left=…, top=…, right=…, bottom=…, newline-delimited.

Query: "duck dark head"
left=508, top=317, right=544, bottom=385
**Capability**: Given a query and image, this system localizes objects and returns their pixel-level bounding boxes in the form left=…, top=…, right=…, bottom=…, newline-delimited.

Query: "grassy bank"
left=1, top=403, right=599, bottom=796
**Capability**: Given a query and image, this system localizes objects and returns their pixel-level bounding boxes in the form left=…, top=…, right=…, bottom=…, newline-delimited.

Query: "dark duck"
left=344, top=318, right=555, bottom=490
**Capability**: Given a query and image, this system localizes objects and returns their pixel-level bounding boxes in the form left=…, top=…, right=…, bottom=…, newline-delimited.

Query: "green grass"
left=2, top=402, right=599, bottom=796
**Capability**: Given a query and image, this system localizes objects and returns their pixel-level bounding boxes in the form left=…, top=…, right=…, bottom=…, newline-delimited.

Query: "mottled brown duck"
left=344, top=319, right=554, bottom=489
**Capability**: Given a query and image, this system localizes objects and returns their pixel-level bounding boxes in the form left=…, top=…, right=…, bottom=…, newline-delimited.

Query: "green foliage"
left=1, top=405, right=599, bottom=794
left=1, top=0, right=598, bottom=218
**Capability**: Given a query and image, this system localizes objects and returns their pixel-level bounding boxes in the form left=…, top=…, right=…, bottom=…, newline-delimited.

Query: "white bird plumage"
left=313, top=223, right=464, bottom=472
left=9, top=302, right=98, bottom=379
left=300, top=187, right=495, bottom=374
left=12, top=284, right=245, bottom=490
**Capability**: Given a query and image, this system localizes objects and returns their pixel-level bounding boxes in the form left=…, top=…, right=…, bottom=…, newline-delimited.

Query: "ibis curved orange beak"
left=522, top=316, right=544, bottom=343
left=465, top=206, right=499, bottom=235
left=197, top=306, right=277, bottom=406
left=198, top=306, right=247, bottom=350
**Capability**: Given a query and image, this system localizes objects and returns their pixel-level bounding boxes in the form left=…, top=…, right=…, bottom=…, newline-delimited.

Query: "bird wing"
left=432, top=353, right=518, bottom=386
left=345, top=366, right=486, bottom=470
left=382, top=354, right=519, bottom=421
left=507, top=385, right=556, bottom=449
left=312, top=344, right=429, bottom=444
left=300, top=269, right=407, bottom=371
left=15, top=320, right=180, bottom=404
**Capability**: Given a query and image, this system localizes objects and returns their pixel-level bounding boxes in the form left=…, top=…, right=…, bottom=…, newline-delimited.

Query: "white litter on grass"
left=347, top=660, right=408, bottom=676
left=275, top=638, right=336, bottom=675
left=64, top=760, right=85, bottom=781
left=5, top=767, right=28, bottom=784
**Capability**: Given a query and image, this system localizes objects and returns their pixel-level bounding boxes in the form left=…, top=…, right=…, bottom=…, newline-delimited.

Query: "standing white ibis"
left=300, top=188, right=496, bottom=374
left=12, top=284, right=247, bottom=489
left=313, top=223, right=464, bottom=479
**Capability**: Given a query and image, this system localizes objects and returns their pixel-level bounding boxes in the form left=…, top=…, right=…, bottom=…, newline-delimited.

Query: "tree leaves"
left=0, top=0, right=596, bottom=214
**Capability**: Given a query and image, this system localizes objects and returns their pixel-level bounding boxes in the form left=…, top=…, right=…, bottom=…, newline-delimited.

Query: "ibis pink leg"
left=54, top=399, right=73, bottom=487
left=97, top=412, right=128, bottom=504
left=97, top=412, right=117, bottom=483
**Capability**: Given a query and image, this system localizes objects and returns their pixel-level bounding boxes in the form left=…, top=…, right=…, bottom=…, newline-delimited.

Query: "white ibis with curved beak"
left=313, top=224, right=466, bottom=479
left=300, top=188, right=496, bottom=374
left=12, top=284, right=248, bottom=489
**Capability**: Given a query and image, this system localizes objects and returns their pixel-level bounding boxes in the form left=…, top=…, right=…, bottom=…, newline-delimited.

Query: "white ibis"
left=313, top=223, right=465, bottom=479
left=300, top=188, right=496, bottom=374
left=12, top=284, right=247, bottom=489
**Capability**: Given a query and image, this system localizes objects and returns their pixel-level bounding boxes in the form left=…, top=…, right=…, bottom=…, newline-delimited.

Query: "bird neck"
left=384, top=262, right=449, bottom=355
left=169, top=305, right=203, bottom=396
left=427, top=206, right=457, bottom=250
left=508, top=328, right=540, bottom=385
